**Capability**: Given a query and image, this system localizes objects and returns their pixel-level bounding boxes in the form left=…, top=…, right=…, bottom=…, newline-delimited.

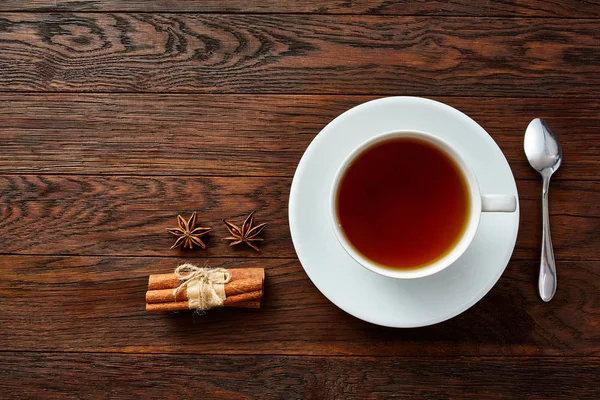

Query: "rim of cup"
left=329, top=129, right=482, bottom=279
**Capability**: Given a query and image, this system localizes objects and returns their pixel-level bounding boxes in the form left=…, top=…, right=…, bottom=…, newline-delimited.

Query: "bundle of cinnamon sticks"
left=146, top=268, right=264, bottom=312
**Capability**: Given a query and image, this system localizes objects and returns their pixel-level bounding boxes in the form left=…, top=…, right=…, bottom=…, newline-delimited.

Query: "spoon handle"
left=539, top=174, right=557, bottom=302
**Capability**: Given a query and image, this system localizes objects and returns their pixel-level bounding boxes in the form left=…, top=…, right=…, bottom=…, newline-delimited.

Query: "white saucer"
left=289, top=97, right=520, bottom=328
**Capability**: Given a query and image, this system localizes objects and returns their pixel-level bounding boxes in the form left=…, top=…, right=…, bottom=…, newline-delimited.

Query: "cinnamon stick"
left=223, top=290, right=263, bottom=305
left=145, top=290, right=262, bottom=310
left=148, top=268, right=264, bottom=290
left=145, top=278, right=263, bottom=304
left=146, top=298, right=261, bottom=312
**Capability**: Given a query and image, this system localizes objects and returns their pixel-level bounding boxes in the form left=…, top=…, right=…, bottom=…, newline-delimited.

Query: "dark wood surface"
left=1, top=0, right=599, bottom=17
left=1, top=14, right=599, bottom=96
left=0, top=2, right=598, bottom=399
left=1, top=354, right=598, bottom=399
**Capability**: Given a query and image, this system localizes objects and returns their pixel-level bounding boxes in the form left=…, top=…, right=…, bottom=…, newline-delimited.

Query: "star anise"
left=167, top=212, right=211, bottom=249
left=223, top=210, right=267, bottom=252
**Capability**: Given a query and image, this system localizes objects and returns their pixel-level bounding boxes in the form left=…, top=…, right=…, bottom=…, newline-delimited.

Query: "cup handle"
left=481, top=194, right=517, bottom=212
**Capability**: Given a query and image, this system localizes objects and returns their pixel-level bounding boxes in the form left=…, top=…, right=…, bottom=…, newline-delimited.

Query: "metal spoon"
left=524, top=118, right=562, bottom=302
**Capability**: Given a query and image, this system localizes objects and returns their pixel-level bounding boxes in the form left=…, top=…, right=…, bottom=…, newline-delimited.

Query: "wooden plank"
left=0, top=94, right=598, bottom=180
left=0, top=14, right=599, bottom=96
left=1, top=0, right=599, bottom=17
left=1, top=353, right=599, bottom=399
left=0, top=175, right=597, bottom=260
left=0, top=256, right=598, bottom=355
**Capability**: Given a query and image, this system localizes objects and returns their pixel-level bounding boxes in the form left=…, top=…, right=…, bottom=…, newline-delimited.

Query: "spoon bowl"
left=525, top=119, right=563, bottom=175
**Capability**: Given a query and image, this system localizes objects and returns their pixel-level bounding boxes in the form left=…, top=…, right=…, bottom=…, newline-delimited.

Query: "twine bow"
left=173, top=263, right=231, bottom=311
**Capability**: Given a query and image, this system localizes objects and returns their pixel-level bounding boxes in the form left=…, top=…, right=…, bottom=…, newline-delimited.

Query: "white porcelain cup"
left=330, top=130, right=517, bottom=279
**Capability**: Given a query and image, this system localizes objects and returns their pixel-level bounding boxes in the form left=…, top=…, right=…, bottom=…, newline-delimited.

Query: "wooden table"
left=1, top=1, right=599, bottom=398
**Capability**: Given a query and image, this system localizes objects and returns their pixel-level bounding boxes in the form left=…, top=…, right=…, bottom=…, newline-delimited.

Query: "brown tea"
left=336, top=137, right=470, bottom=270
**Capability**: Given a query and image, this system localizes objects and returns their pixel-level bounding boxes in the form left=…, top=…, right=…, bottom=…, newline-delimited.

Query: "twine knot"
left=173, top=263, right=231, bottom=311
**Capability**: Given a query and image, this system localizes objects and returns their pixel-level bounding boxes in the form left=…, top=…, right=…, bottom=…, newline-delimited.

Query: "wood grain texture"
left=0, top=94, right=598, bottom=179
left=0, top=255, right=598, bottom=356
left=0, top=175, right=597, bottom=260
left=1, top=353, right=599, bottom=400
left=0, top=14, right=599, bottom=96
left=1, top=0, right=600, bottom=17
left=1, top=2, right=599, bottom=396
